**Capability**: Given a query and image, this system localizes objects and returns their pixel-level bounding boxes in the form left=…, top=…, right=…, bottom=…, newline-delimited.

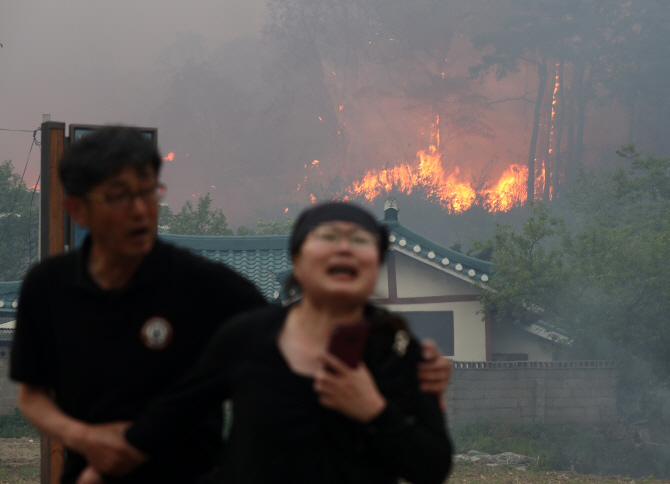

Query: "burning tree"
left=470, top=0, right=669, bottom=204
left=264, top=0, right=496, bottom=200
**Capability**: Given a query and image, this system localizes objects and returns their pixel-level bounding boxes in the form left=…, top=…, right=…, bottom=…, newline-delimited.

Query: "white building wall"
left=381, top=301, right=487, bottom=362
left=371, top=262, right=389, bottom=299
left=394, top=253, right=480, bottom=297
left=491, top=324, right=554, bottom=361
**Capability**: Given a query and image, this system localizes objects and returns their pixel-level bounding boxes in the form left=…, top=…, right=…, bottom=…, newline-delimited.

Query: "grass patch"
left=450, top=461, right=670, bottom=483
left=0, top=465, right=40, bottom=484
left=0, top=409, right=39, bottom=439
left=450, top=419, right=670, bottom=478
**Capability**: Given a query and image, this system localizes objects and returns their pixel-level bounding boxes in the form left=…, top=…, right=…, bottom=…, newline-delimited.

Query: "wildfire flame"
left=163, top=152, right=175, bottom=162
left=340, top=144, right=526, bottom=213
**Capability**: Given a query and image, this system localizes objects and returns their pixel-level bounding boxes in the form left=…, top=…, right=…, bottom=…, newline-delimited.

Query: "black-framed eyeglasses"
left=88, top=183, right=167, bottom=210
left=309, top=225, right=378, bottom=247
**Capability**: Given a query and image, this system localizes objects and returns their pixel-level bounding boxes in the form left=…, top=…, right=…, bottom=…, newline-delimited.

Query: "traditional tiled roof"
left=381, top=198, right=493, bottom=284
left=160, top=234, right=291, bottom=301
left=0, top=282, right=20, bottom=310
left=0, top=200, right=498, bottom=345
left=0, top=328, right=12, bottom=343
left=0, top=315, right=15, bottom=326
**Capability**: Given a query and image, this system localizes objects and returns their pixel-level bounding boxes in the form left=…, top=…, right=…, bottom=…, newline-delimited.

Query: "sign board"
left=69, top=124, right=157, bottom=147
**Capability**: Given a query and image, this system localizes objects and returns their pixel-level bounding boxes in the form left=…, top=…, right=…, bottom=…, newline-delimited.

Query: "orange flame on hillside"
left=340, top=145, right=527, bottom=213
left=163, top=152, right=175, bottom=162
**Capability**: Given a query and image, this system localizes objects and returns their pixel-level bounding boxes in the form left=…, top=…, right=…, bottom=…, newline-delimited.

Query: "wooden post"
left=39, top=121, right=66, bottom=484
left=485, top=312, right=492, bottom=362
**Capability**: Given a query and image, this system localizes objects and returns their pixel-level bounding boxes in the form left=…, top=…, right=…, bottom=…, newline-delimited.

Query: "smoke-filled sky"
left=0, top=1, right=635, bottom=229
left=1, top=1, right=266, bottom=221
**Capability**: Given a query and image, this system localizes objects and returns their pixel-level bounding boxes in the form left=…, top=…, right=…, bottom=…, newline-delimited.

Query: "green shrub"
left=0, top=408, right=39, bottom=438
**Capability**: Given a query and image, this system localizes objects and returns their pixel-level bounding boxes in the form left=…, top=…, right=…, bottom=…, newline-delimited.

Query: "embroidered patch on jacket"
left=393, top=330, right=410, bottom=357
left=140, top=317, right=174, bottom=350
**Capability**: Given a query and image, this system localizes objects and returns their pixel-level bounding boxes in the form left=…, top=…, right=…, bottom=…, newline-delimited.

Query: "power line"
left=0, top=128, right=37, bottom=133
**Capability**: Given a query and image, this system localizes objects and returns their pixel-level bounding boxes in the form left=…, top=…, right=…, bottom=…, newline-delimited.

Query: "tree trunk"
left=542, top=90, right=553, bottom=202
left=628, top=103, right=636, bottom=144
left=526, top=56, right=548, bottom=203
left=565, top=102, right=576, bottom=179
left=574, top=61, right=592, bottom=169
left=552, top=59, right=566, bottom=199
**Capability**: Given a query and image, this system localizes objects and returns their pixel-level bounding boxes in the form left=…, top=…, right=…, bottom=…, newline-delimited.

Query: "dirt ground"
left=1, top=439, right=668, bottom=484
left=0, top=437, right=40, bottom=484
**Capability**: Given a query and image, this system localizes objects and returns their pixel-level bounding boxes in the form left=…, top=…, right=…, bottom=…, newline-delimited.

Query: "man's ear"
left=64, top=196, right=90, bottom=228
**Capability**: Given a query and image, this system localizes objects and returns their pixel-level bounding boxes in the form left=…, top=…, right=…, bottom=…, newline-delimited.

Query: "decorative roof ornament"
left=383, top=197, right=399, bottom=222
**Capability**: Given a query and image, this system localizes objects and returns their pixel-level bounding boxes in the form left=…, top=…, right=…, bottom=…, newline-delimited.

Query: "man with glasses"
left=10, top=126, right=267, bottom=484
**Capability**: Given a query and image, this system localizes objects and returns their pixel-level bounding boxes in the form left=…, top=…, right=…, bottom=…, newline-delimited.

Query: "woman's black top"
left=126, top=304, right=452, bottom=484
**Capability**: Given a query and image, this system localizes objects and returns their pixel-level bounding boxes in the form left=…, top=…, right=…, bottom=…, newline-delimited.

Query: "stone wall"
left=0, top=355, right=620, bottom=425
left=0, top=348, right=17, bottom=415
left=446, top=360, right=618, bottom=426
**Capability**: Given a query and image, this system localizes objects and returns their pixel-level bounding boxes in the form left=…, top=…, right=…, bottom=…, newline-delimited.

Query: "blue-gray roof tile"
left=160, top=234, right=292, bottom=301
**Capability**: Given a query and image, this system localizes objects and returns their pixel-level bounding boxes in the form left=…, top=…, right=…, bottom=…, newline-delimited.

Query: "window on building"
left=397, top=311, right=454, bottom=356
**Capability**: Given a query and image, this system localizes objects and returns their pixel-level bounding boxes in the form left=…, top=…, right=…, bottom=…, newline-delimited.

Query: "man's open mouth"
left=129, top=227, right=150, bottom=238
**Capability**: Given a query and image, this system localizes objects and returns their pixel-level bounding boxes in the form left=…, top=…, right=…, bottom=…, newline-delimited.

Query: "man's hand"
left=17, top=384, right=145, bottom=478
left=76, top=466, right=105, bottom=484
left=418, top=339, right=453, bottom=411
left=75, top=422, right=147, bottom=477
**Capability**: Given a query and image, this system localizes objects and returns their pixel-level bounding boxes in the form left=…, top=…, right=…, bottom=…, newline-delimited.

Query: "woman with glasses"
left=97, top=201, right=452, bottom=484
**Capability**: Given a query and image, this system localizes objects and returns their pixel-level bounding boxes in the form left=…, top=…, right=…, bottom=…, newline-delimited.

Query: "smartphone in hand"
left=328, top=321, right=370, bottom=368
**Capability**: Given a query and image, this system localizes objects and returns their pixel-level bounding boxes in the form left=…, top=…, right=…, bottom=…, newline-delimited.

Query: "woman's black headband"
left=290, top=201, right=389, bottom=261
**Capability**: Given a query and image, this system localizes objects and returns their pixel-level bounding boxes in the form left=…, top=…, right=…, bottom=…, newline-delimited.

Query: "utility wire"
left=0, top=128, right=37, bottom=133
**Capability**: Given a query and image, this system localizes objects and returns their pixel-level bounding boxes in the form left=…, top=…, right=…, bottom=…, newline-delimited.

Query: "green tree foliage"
left=158, top=203, right=173, bottom=234
left=476, top=146, right=670, bottom=399
left=0, top=160, right=39, bottom=281
left=474, top=203, right=568, bottom=325
left=163, top=194, right=294, bottom=237
left=165, top=193, right=234, bottom=236
left=255, top=216, right=295, bottom=236
left=236, top=216, right=295, bottom=236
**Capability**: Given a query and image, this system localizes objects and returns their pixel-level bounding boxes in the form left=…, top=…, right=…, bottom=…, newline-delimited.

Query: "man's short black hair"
left=59, top=126, right=162, bottom=197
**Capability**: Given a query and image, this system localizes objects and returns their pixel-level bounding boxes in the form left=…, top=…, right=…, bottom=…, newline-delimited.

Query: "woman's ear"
left=64, top=196, right=90, bottom=228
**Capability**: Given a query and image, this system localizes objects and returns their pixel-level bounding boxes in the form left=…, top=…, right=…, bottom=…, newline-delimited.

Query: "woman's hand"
left=314, top=353, right=387, bottom=422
